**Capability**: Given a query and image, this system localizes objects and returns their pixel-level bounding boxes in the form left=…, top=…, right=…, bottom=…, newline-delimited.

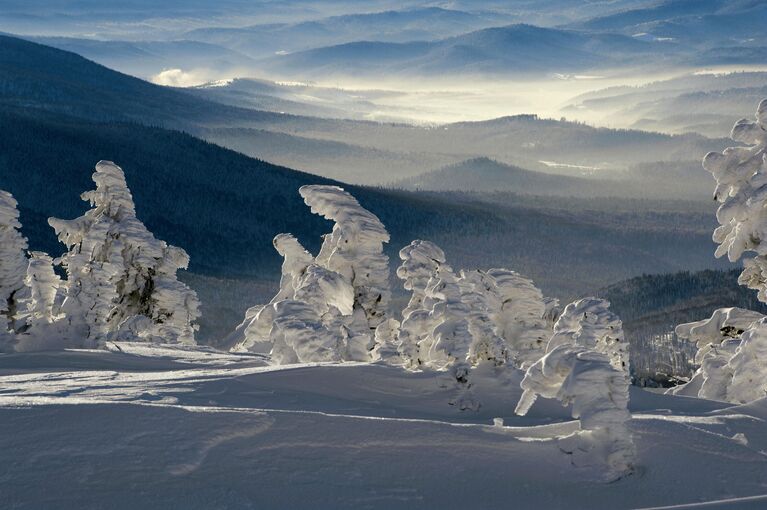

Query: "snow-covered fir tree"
left=484, top=268, right=550, bottom=367
left=516, top=344, right=635, bottom=481
left=234, top=186, right=390, bottom=362
left=705, top=98, right=767, bottom=301
left=671, top=100, right=767, bottom=404
left=300, top=185, right=391, bottom=336
left=22, top=252, right=62, bottom=328
left=49, top=161, right=200, bottom=346
left=0, top=190, right=29, bottom=344
left=675, top=308, right=765, bottom=402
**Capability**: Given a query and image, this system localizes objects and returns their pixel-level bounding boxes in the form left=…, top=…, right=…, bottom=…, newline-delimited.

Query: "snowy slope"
left=1, top=344, right=766, bottom=509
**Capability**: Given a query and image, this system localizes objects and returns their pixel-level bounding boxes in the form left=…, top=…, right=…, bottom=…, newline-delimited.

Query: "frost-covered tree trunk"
left=516, top=345, right=634, bottom=481
left=0, top=190, right=29, bottom=341
left=49, top=161, right=200, bottom=346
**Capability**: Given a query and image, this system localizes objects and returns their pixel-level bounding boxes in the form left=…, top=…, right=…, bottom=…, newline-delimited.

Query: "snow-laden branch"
left=705, top=99, right=767, bottom=301
left=674, top=308, right=765, bottom=402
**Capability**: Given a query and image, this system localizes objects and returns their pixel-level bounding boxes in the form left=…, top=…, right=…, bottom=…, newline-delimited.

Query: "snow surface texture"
left=2, top=344, right=766, bottom=510
left=0, top=190, right=29, bottom=350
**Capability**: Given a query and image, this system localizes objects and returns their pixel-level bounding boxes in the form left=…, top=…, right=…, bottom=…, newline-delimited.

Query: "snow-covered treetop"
left=486, top=268, right=547, bottom=320
left=299, top=185, right=390, bottom=254
left=83, top=160, right=137, bottom=219
left=548, top=298, right=628, bottom=373
left=397, top=240, right=446, bottom=293
left=274, top=233, right=314, bottom=280
left=0, top=190, right=24, bottom=232
left=704, top=99, right=767, bottom=300
left=299, top=185, right=390, bottom=328
left=0, top=190, right=28, bottom=286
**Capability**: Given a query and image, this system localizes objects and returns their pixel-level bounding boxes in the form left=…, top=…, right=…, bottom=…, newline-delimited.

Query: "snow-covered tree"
left=458, top=270, right=508, bottom=367
left=674, top=308, right=765, bottom=402
left=484, top=268, right=550, bottom=367
left=516, top=344, right=634, bottom=481
left=726, top=319, right=767, bottom=403
left=49, top=161, right=200, bottom=346
left=23, top=252, right=62, bottom=328
left=231, top=234, right=316, bottom=352
left=676, top=307, right=762, bottom=364
left=547, top=298, right=628, bottom=375
left=234, top=186, right=391, bottom=363
left=705, top=98, right=767, bottom=301
left=397, top=240, right=447, bottom=318
left=670, top=100, right=767, bottom=404
left=300, top=185, right=391, bottom=334
left=0, top=190, right=29, bottom=340
left=396, top=240, right=450, bottom=366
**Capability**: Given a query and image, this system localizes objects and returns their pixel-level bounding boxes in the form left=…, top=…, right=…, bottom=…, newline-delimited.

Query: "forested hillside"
left=600, top=269, right=767, bottom=384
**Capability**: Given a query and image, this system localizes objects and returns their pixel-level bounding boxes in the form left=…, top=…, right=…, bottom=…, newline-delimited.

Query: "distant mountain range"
left=0, top=35, right=733, bottom=342
left=570, top=0, right=767, bottom=49
left=185, top=7, right=517, bottom=58
left=21, top=37, right=257, bottom=81
left=261, top=23, right=669, bottom=78
left=563, top=71, right=767, bottom=137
